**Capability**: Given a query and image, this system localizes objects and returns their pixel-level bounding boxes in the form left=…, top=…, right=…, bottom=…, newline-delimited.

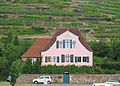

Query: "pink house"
left=22, top=28, right=93, bottom=66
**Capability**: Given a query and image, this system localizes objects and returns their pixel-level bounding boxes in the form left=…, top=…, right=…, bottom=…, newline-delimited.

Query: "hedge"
left=101, top=62, right=120, bottom=70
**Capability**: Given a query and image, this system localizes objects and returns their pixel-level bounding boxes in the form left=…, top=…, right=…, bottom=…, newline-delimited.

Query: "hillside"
left=0, top=0, right=120, bottom=40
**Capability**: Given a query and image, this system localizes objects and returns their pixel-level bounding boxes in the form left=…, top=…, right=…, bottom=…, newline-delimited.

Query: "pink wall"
left=41, top=31, right=93, bottom=66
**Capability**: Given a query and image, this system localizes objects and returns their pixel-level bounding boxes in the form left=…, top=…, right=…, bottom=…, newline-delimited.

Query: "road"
left=0, top=82, right=92, bottom=86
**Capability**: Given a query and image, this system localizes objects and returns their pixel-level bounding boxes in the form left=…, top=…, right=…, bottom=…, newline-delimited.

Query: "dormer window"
left=56, top=40, right=77, bottom=48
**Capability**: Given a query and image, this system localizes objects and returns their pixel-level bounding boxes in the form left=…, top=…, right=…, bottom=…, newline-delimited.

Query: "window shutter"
left=57, top=57, right=59, bottom=63
left=70, top=40, right=72, bottom=48
left=61, top=54, right=65, bottom=63
left=87, top=57, right=89, bottom=63
left=75, top=57, right=77, bottom=63
left=45, top=57, right=48, bottom=63
left=63, top=40, right=65, bottom=48
left=56, top=41, right=59, bottom=48
left=70, top=55, right=73, bottom=63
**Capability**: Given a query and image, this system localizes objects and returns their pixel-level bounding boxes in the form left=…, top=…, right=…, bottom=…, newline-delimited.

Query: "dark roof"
left=21, top=38, right=50, bottom=57
left=42, top=28, right=93, bottom=52
left=21, top=28, right=92, bottom=58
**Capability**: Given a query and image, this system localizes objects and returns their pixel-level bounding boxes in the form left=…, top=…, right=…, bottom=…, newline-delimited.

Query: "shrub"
left=101, top=62, right=120, bottom=70
left=96, top=66, right=115, bottom=74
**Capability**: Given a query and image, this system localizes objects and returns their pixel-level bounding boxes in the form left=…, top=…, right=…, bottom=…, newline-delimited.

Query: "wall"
left=16, top=74, right=120, bottom=84
left=41, top=30, right=93, bottom=66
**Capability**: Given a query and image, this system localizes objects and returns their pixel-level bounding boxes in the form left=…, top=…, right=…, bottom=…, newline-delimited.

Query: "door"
left=38, top=76, right=44, bottom=83
left=63, top=73, right=69, bottom=83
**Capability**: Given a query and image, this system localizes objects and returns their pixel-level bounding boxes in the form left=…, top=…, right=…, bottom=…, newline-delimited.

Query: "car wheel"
left=34, top=81, right=38, bottom=84
left=47, top=81, right=51, bottom=84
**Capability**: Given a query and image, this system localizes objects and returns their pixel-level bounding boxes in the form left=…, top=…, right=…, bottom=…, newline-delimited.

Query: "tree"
left=13, top=35, right=19, bottom=46
left=22, top=58, right=33, bottom=74
left=2, top=44, right=21, bottom=65
left=108, top=38, right=120, bottom=61
left=1, top=31, right=13, bottom=47
left=32, top=58, right=42, bottom=74
left=90, top=41, right=109, bottom=57
left=10, top=59, right=24, bottom=86
left=0, top=57, right=9, bottom=80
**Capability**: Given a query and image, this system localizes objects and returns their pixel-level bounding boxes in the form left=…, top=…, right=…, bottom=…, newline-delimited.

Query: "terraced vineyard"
left=0, top=0, right=120, bottom=40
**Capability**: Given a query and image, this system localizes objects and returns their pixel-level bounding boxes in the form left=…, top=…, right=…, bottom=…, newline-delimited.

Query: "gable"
left=57, top=30, right=78, bottom=39
left=42, top=28, right=93, bottom=52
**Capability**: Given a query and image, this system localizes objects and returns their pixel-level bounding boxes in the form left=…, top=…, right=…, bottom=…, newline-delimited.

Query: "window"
left=45, top=56, right=59, bottom=63
left=65, top=40, right=70, bottom=48
left=75, top=56, right=81, bottom=63
left=65, top=54, right=70, bottom=62
left=60, top=41, right=63, bottom=48
left=39, top=77, right=44, bottom=79
left=56, top=40, right=76, bottom=48
left=45, top=77, right=49, bottom=79
left=83, top=56, right=89, bottom=63
left=72, top=41, right=77, bottom=48
left=61, top=54, right=74, bottom=63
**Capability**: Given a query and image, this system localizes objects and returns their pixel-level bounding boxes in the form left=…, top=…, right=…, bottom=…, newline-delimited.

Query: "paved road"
left=0, top=83, right=92, bottom=86
left=0, top=82, right=92, bottom=86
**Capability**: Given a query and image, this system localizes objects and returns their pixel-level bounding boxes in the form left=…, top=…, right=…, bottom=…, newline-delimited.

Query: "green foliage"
left=96, top=66, right=115, bottom=74
left=94, top=34, right=120, bottom=38
left=83, top=12, right=108, bottom=18
left=13, top=35, right=19, bottom=46
left=90, top=41, right=109, bottom=57
left=108, top=38, right=120, bottom=61
left=31, top=26, right=48, bottom=33
left=21, top=15, right=50, bottom=20
left=10, top=59, right=24, bottom=86
left=2, top=43, right=21, bottom=64
left=0, top=57, right=9, bottom=80
left=22, top=64, right=94, bottom=74
left=101, top=62, right=120, bottom=70
left=22, top=59, right=33, bottom=74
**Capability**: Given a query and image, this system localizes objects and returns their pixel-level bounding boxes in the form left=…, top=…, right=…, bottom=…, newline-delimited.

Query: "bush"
left=22, top=64, right=94, bottom=74
left=101, top=62, right=120, bottom=70
left=97, top=66, right=115, bottom=74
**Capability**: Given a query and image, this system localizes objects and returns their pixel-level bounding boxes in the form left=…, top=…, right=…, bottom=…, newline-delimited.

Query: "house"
left=22, top=28, right=93, bottom=66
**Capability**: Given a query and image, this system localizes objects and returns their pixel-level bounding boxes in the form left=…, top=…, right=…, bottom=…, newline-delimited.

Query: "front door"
left=63, top=72, right=69, bottom=83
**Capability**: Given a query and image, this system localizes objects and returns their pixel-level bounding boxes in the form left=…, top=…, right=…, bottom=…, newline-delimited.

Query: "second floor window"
left=56, top=40, right=76, bottom=48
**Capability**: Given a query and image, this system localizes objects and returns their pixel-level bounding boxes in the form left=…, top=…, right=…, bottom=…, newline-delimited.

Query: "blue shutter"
left=45, top=57, right=48, bottom=63
left=63, top=40, right=65, bottom=48
left=56, top=41, right=59, bottom=48
left=87, top=57, right=89, bottom=63
left=70, top=40, right=72, bottom=48
left=70, top=55, right=73, bottom=63
left=61, top=54, right=65, bottom=63
left=57, top=57, right=59, bottom=63
left=75, top=57, right=77, bottom=63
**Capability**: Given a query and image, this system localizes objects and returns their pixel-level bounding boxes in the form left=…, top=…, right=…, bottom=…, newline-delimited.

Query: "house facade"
left=22, top=28, right=93, bottom=66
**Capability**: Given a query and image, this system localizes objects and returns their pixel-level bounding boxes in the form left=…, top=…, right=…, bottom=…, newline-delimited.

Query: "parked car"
left=32, top=76, right=51, bottom=84
left=7, top=76, right=11, bottom=82
left=105, top=81, right=120, bottom=86
left=92, top=83, right=114, bottom=86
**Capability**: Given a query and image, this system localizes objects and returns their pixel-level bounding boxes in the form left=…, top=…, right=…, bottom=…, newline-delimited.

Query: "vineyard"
left=0, top=0, right=120, bottom=40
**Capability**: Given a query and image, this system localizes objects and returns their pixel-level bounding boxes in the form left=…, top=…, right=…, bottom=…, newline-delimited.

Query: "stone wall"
left=16, top=74, right=120, bottom=84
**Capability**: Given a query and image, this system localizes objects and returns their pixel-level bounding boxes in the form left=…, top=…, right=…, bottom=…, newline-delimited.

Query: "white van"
left=92, top=83, right=114, bottom=86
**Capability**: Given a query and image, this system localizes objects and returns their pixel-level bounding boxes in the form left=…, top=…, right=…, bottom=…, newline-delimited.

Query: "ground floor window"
left=75, top=56, right=89, bottom=63
left=83, top=56, right=89, bottom=63
left=61, top=54, right=73, bottom=63
left=45, top=56, right=59, bottom=63
left=75, top=56, right=81, bottom=63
